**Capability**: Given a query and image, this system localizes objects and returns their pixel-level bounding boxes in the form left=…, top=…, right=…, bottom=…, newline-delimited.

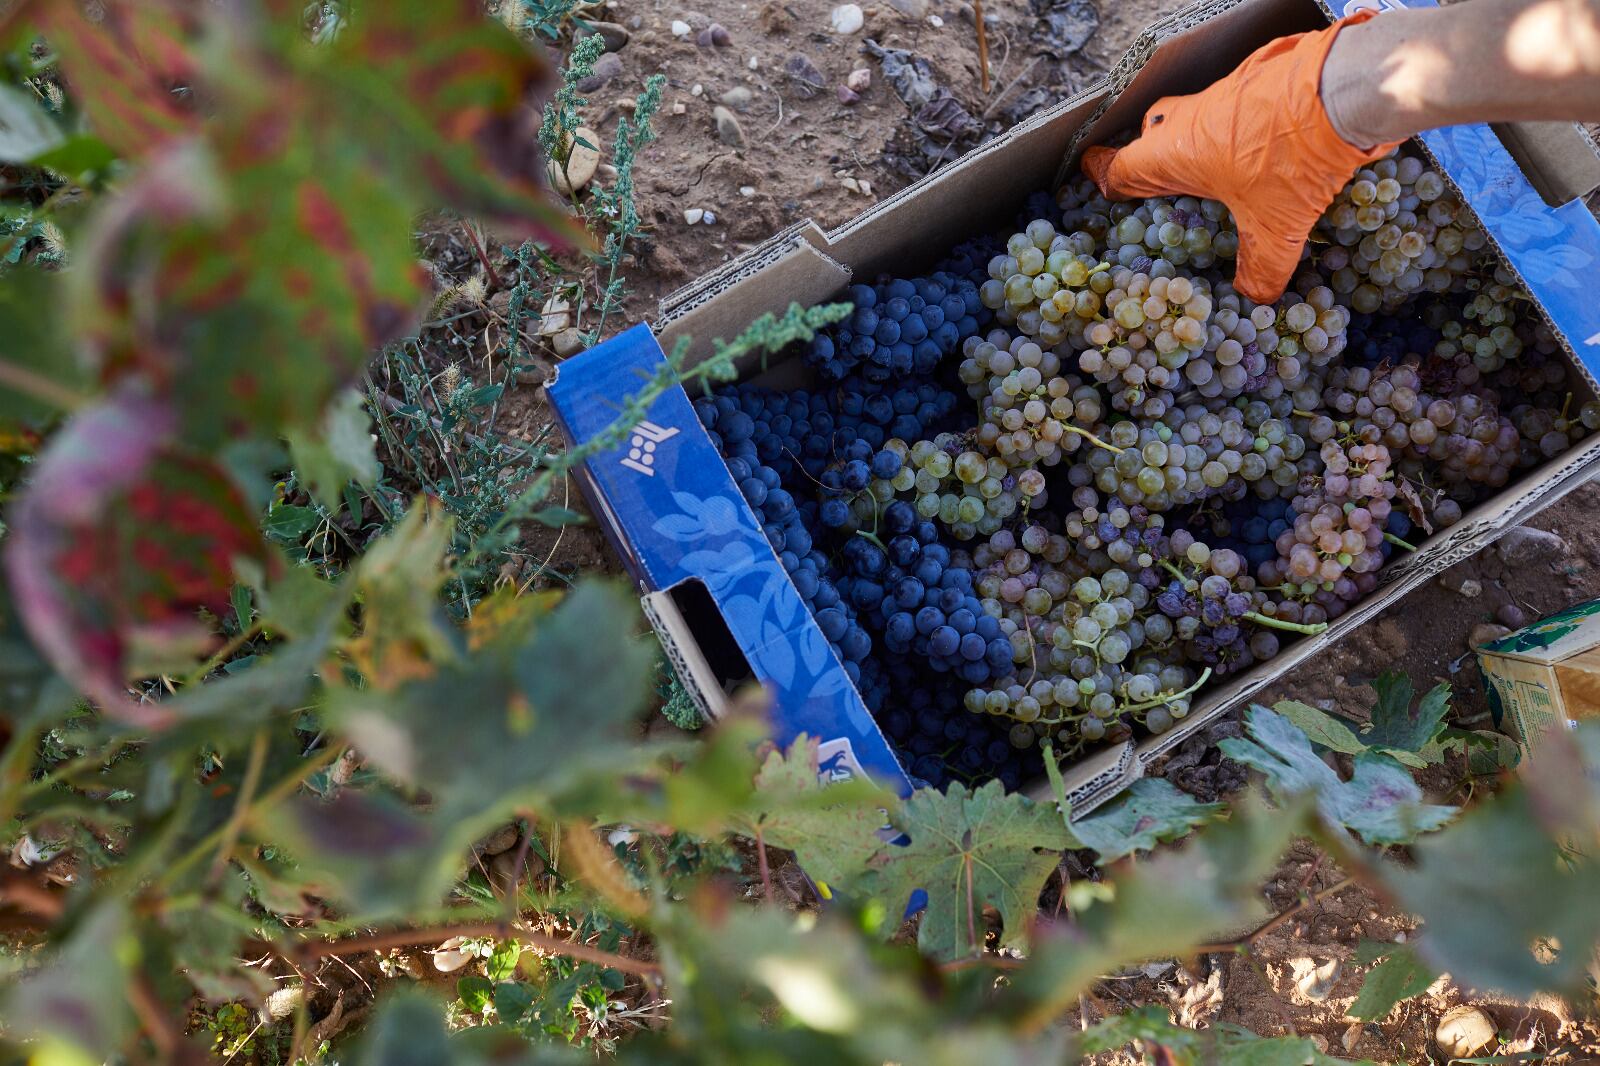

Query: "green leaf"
left=325, top=581, right=654, bottom=915
left=1083, top=1008, right=1376, bottom=1065
left=1220, top=705, right=1456, bottom=845
left=1270, top=700, right=1368, bottom=756
left=0, top=82, right=64, bottom=163
left=1011, top=798, right=1309, bottom=1032
left=1, top=904, right=134, bottom=1060
left=288, top=389, right=380, bottom=512
left=0, top=265, right=81, bottom=434
left=494, top=981, right=536, bottom=1023
left=1366, top=672, right=1451, bottom=755
left=860, top=780, right=1072, bottom=960
left=262, top=789, right=452, bottom=922
left=1348, top=942, right=1436, bottom=1021
left=457, top=975, right=493, bottom=1014
left=1067, top=778, right=1223, bottom=863
left=486, top=940, right=522, bottom=982
left=264, top=504, right=323, bottom=540
left=1383, top=732, right=1600, bottom=998
left=531, top=506, right=588, bottom=527
left=732, top=734, right=893, bottom=889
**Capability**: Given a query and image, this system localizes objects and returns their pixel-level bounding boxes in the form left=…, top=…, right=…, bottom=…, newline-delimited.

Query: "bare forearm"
left=1321, top=0, right=1600, bottom=146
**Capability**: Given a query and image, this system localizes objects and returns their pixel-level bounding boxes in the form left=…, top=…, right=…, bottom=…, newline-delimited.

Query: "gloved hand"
left=1082, top=11, right=1402, bottom=304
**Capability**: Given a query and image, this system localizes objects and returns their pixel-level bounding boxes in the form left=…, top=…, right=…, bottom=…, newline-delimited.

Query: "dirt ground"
left=501, top=1, right=1600, bottom=1061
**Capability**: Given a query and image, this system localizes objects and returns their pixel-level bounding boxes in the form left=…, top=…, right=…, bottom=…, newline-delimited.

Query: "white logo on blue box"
left=817, top=737, right=868, bottom=784
left=621, top=420, right=680, bottom=476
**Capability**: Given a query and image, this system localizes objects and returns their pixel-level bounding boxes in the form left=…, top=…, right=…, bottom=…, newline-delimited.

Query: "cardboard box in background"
left=1478, top=599, right=1600, bottom=762
left=548, top=0, right=1600, bottom=815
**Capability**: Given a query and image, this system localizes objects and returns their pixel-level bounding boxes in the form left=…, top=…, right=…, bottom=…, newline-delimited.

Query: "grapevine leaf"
left=344, top=501, right=459, bottom=689
left=261, top=789, right=451, bottom=922
left=0, top=266, right=82, bottom=438
left=1065, top=778, right=1223, bottom=863
left=1383, top=759, right=1600, bottom=997
left=287, top=389, right=379, bottom=512
left=327, top=581, right=654, bottom=913
left=732, top=734, right=892, bottom=888
left=1010, top=796, right=1307, bottom=1025
left=1219, top=705, right=1456, bottom=845
left=3, top=0, right=199, bottom=158
left=314, top=0, right=587, bottom=247
left=1348, top=943, right=1436, bottom=1021
left=2, top=395, right=269, bottom=727
left=0, top=904, right=134, bottom=1060
left=859, top=780, right=1072, bottom=960
left=1083, top=1008, right=1377, bottom=1065
left=1269, top=700, right=1367, bottom=756
left=1366, top=672, right=1451, bottom=755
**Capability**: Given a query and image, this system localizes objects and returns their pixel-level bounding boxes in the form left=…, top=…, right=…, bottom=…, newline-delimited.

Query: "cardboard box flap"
left=1554, top=647, right=1600, bottom=720
left=546, top=324, right=914, bottom=796
left=1481, top=596, right=1600, bottom=663
left=1491, top=121, right=1600, bottom=208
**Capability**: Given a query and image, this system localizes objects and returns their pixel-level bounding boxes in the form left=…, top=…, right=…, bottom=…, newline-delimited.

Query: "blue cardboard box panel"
left=548, top=0, right=1600, bottom=810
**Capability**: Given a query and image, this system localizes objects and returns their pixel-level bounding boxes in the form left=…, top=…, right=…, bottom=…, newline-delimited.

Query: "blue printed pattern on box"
left=545, top=324, right=914, bottom=795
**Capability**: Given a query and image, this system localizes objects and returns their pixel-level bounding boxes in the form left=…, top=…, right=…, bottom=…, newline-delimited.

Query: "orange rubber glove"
left=1082, top=12, right=1403, bottom=304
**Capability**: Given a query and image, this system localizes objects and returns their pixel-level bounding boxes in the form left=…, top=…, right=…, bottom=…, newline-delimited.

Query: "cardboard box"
left=1477, top=598, right=1600, bottom=761
left=548, top=0, right=1600, bottom=814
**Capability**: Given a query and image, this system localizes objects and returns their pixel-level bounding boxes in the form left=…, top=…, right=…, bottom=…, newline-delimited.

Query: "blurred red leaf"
left=3, top=0, right=200, bottom=159
left=3, top=393, right=270, bottom=727
left=313, top=0, right=587, bottom=248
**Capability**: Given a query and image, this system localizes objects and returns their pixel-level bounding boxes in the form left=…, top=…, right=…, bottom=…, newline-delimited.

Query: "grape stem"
left=1062, top=423, right=1123, bottom=455
left=1291, top=408, right=1317, bottom=419
left=1383, top=531, right=1417, bottom=551
left=1118, top=666, right=1212, bottom=714
left=1243, top=610, right=1328, bottom=635
left=854, top=529, right=887, bottom=552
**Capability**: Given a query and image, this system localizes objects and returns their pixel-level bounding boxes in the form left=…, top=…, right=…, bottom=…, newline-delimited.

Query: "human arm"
left=1322, top=0, right=1600, bottom=145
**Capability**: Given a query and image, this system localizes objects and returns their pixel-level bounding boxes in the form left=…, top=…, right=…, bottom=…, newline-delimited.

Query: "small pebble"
left=837, top=84, right=859, bottom=104
left=684, top=207, right=705, bottom=224
left=574, top=52, right=623, bottom=93
left=830, top=3, right=864, bottom=33
left=703, top=210, right=717, bottom=224
left=1436, top=1006, right=1497, bottom=1059
left=1457, top=578, right=1483, bottom=598
left=691, top=83, right=703, bottom=96
left=929, top=14, right=944, bottom=27
left=671, top=101, right=688, bottom=115
left=846, top=67, right=871, bottom=91
left=712, top=105, right=746, bottom=147
left=1470, top=623, right=1512, bottom=647
left=719, top=86, right=754, bottom=111
left=552, top=327, right=584, bottom=358
left=887, top=0, right=927, bottom=14
left=432, top=939, right=474, bottom=973
left=748, top=56, right=759, bottom=69
left=1496, top=526, right=1567, bottom=568
left=671, top=19, right=691, bottom=35
left=697, top=22, right=731, bottom=46
left=1496, top=602, right=1529, bottom=628
left=1290, top=957, right=1342, bottom=1002
left=739, top=185, right=756, bottom=197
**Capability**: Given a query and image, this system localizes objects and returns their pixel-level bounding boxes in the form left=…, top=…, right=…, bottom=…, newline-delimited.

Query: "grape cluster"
left=804, top=274, right=986, bottom=381
left=1310, top=149, right=1490, bottom=312
left=690, top=145, right=1596, bottom=790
